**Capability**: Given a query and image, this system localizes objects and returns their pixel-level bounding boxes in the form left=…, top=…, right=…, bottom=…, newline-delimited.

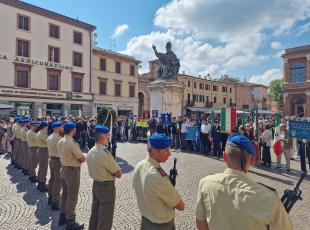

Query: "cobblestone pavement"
left=0, top=142, right=309, bottom=230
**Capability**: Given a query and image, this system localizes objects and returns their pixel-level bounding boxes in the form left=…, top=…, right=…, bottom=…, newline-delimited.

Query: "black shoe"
left=65, top=222, right=84, bottom=230
left=51, top=203, right=60, bottom=211
left=39, top=183, right=48, bottom=193
left=48, top=197, right=53, bottom=205
left=58, top=214, right=67, bottom=226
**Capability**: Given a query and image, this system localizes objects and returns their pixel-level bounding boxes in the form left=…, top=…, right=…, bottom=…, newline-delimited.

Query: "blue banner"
left=288, top=119, right=310, bottom=140
left=185, top=126, right=197, bottom=140
left=161, top=113, right=172, bottom=125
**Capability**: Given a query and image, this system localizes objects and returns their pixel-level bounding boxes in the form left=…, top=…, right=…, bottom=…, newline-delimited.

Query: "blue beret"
left=149, top=134, right=171, bottom=150
left=21, top=115, right=27, bottom=119
left=64, top=121, right=76, bottom=132
left=227, top=133, right=255, bottom=156
left=51, top=121, right=63, bottom=128
left=40, top=121, right=49, bottom=127
left=30, top=121, right=39, bottom=126
left=95, top=125, right=110, bottom=134
left=16, top=118, right=22, bottom=123
left=21, top=119, right=29, bottom=124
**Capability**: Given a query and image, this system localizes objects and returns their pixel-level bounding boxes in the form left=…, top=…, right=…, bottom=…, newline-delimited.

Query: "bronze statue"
left=152, top=41, right=180, bottom=80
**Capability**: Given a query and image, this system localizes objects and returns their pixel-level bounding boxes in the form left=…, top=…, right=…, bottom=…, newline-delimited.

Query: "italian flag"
left=273, top=113, right=282, bottom=157
left=220, top=107, right=237, bottom=133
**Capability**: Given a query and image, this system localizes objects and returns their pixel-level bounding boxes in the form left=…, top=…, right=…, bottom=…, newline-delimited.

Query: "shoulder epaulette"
left=157, top=167, right=167, bottom=177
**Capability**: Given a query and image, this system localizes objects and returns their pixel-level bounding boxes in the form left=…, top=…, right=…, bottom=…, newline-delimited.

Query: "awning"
left=0, top=104, right=14, bottom=109
left=118, top=107, right=132, bottom=111
left=186, top=107, right=220, bottom=113
left=257, top=109, right=276, bottom=114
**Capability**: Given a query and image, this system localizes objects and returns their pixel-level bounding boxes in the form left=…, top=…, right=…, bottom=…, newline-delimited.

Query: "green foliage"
left=219, top=74, right=240, bottom=83
left=96, top=106, right=117, bottom=126
left=269, top=79, right=283, bottom=102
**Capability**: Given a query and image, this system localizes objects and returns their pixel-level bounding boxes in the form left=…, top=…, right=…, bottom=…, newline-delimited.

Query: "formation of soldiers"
left=8, top=115, right=295, bottom=230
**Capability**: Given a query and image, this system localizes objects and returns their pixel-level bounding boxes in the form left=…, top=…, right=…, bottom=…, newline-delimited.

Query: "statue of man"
left=152, top=41, right=180, bottom=80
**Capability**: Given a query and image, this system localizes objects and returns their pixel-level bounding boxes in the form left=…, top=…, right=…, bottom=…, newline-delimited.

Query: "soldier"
left=27, top=121, right=40, bottom=183
left=36, top=121, right=49, bottom=192
left=133, top=134, right=185, bottom=230
left=86, top=125, right=122, bottom=230
left=196, top=133, right=293, bottom=230
left=10, top=116, right=19, bottom=165
left=58, top=121, right=85, bottom=230
left=47, top=121, right=64, bottom=210
left=14, top=118, right=23, bottom=169
left=20, top=119, right=29, bottom=175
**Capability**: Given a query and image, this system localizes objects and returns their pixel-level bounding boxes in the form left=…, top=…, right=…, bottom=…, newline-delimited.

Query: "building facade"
left=248, top=83, right=269, bottom=110
left=282, top=45, right=310, bottom=117
left=0, top=0, right=96, bottom=118
left=92, top=48, right=140, bottom=116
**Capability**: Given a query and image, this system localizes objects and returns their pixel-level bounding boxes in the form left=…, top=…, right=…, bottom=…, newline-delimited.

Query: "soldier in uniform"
left=14, top=118, right=23, bottom=169
left=47, top=121, right=64, bottom=210
left=133, top=134, right=185, bottom=230
left=20, top=119, right=30, bottom=175
left=86, top=125, right=122, bottom=230
left=27, top=121, right=40, bottom=183
left=196, top=133, right=293, bottom=230
left=36, top=121, right=49, bottom=192
left=57, top=121, right=85, bottom=230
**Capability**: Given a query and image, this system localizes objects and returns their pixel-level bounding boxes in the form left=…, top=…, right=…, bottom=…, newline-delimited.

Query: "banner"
left=185, top=126, right=197, bottom=140
left=220, top=107, right=237, bottom=133
left=161, top=113, right=172, bottom=125
left=288, top=119, right=310, bottom=140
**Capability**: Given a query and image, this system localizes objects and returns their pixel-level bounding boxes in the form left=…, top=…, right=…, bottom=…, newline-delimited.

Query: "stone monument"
left=148, top=41, right=184, bottom=118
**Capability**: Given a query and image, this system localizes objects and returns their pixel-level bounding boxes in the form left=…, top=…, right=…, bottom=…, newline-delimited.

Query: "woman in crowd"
left=261, top=124, right=272, bottom=168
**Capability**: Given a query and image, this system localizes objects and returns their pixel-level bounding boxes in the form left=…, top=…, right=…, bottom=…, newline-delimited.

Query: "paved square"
left=0, top=142, right=309, bottom=230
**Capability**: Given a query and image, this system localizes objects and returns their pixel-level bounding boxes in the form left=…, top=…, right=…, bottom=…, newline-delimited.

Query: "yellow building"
left=92, top=48, right=141, bottom=116
left=178, top=74, right=236, bottom=113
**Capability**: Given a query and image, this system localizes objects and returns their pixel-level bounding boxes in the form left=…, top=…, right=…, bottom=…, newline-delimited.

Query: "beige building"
left=282, top=45, right=310, bottom=116
left=0, top=0, right=96, bottom=117
left=92, top=48, right=141, bottom=116
left=235, top=83, right=253, bottom=111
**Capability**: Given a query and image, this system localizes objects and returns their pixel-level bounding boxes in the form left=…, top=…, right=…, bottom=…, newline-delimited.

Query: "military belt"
left=49, top=156, right=60, bottom=160
left=94, top=180, right=115, bottom=186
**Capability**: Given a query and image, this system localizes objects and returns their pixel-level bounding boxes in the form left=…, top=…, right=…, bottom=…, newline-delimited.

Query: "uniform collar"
left=65, top=135, right=73, bottom=140
left=53, top=132, right=61, bottom=137
left=95, top=143, right=107, bottom=149
left=147, top=156, right=160, bottom=167
left=224, top=168, right=247, bottom=178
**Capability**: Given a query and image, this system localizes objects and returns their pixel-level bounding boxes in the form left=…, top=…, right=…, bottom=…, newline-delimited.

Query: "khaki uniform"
left=14, top=125, right=22, bottom=166
left=11, top=123, right=17, bottom=164
left=47, top=132, right=62, bottom=206
left=87, top=143, right=121, bottom=230
left=196, top=168, right=293, bottom=230
left=26, top=129, right=38, bottom=178
left=133, top=157, right=182, bottom=230
left=20, top=127, right=28, bottom=170
left=58, top=136, right=84, bottom=221
left=36, top=130, right=48, bottom=184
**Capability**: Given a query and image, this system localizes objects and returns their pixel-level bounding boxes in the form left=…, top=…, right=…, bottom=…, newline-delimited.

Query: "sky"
left=23, top=0, right=310, bottom=85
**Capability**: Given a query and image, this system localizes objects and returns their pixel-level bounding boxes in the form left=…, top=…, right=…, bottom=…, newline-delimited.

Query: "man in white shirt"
left=200, top=119, right=211, bottom=154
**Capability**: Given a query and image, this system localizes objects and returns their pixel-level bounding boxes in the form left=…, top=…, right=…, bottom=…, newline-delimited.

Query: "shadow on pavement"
left=249, top=169, right=294, bottom=186
left=116, top=156, right=134, bottom=174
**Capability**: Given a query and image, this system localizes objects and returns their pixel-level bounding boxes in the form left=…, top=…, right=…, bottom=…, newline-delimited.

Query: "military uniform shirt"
left=15, top=125, right=22, bottom=139
left=196, top=168, right=293, bottom=230
left=36, top=130, right=48, bottom=148
left=47, top=132, right=62, bottom=157
left=20, top=127, right=28, bottom=142
left=58, top=136, right=84, bottom=167
left=26, top=130, right=38, bottom=147
left=86, top=143, right=120, bottom=181
left=133, top=157, right=182, bottom=224
left=12, top=123, right=17, bottom=138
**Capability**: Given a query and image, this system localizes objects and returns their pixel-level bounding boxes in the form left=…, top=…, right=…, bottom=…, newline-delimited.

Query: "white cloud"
left=270, top=41, right=282, bottom=50
left=297, top=22, right=310, bottom=36
left=122, top=0, right=310, bottom=76
left=111, top=24, right=129, bottom=38
left=249, top=68, right=283, bottom=86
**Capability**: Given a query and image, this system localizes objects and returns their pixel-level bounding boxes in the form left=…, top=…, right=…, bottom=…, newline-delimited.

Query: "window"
left=199, top=83, right=204, bottom=90
left=115, top=61, right=121, bottom=73
left=48, top=46, right=60, bottom=63
left=199, top=95, right=202, bottom=102
left=16, top=70, right=29, bottom=88
left=72, top=74, right=83, bottom=92
left=48, top=74, right=60, bottom=91
left=17, top=39, right=30, bottom=57
left=206, top=96, right=209, bottom=103
left=222, top=86, right=227, bottom=92
left=193, top=94, right=196, bottom=101
left=194, top=82, right=197, bottom=88
left=205, top=84, right=209, bottom=90
left=229, top=98, right=232, bottom=104
left=17, top=14, right=29, bottom=31
left=223, top=97, right=226, bottom=104
left=229, top=87, right=232, bottom=93
left=290, top=61, right=306, bottom=83
left=187, top=93, right=190, bottom=102
left=73, top=31, right=82, bottom=45
left=214, top=96, right=217, bottom=103
left=49, top=24, right=60, bottom=39
left=202, top=95, right=205, bottom=102
left=130, top=65, right=135, bottom=76
left=188, top=81, right=191, bottom=87
left=129, top=85, right=135, bottom=97
left=115, top=82, right=121, bottom=96
left=73, top=52, right=83, bottom=67
left=100, top=58, right=106, bottom=71
left=99, top=81, right=106, bottom=95
left=213, top=85, right=218, bottom=91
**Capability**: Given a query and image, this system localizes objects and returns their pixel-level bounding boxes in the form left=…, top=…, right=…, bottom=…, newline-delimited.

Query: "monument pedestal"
left=148, top=79, right=184, bottom=118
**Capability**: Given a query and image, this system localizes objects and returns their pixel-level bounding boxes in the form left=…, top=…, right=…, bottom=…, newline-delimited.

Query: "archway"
left=291, top=95, right=306, bottom=117
left=138, top=92, right=144, bottom=118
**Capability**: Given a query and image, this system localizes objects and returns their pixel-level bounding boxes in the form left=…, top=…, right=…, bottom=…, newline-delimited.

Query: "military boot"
left=58, top=214, right=67, bottom=226
left=48, top=196, right=53, bottom=205
left=65, top=218, right=84, bottom=230
left=37, top=182, right=48, bottom=192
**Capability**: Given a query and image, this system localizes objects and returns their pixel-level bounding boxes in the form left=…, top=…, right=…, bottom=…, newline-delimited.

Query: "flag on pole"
left=273, top=113, right=282, bottom=157
left=242, top=112, right=246, bottom=128
left=220, top=107, right=237, bottom=133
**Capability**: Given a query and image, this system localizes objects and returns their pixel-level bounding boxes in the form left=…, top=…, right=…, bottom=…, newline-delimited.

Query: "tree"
left=219, top=74, right=240, bottom=83
left=269, top=79, right=283, bottom=107
left=96, top=106, right=117, bottom=126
